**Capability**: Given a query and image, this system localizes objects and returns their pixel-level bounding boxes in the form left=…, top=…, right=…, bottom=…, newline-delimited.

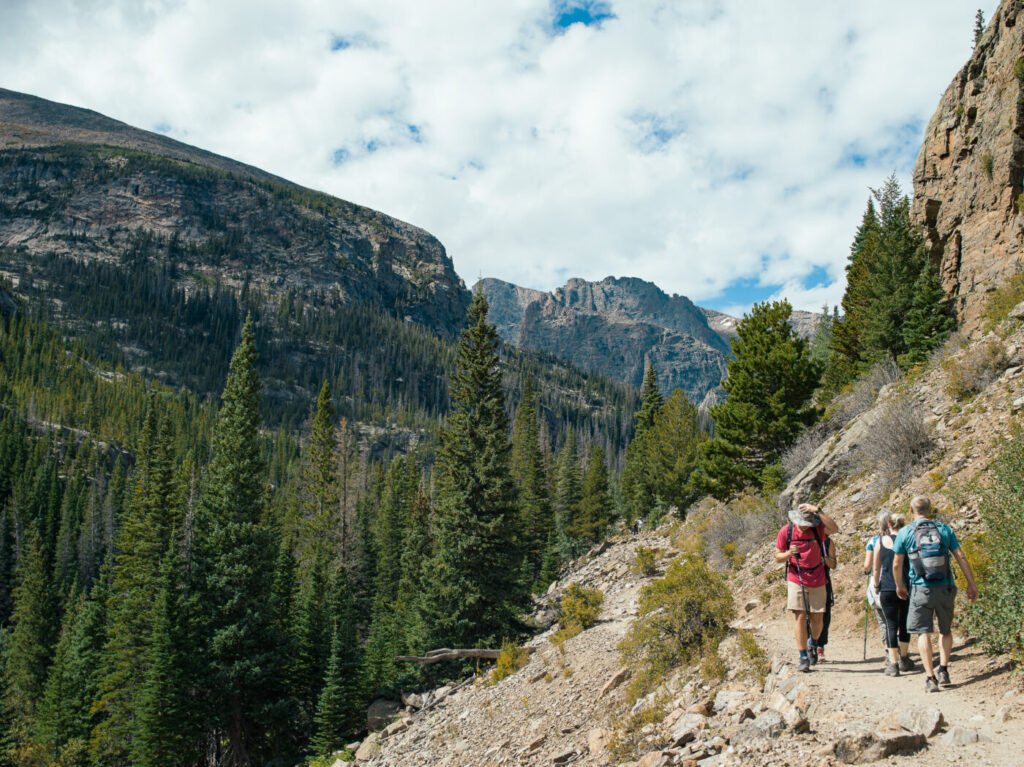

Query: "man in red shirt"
left=775, top=503, right=840, bottom=672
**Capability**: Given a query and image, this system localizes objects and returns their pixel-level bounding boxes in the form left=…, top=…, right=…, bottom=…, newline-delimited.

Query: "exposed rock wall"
left=479, top=276, right=730, bottom=402
left=912, top=1, right=1024, bottom=328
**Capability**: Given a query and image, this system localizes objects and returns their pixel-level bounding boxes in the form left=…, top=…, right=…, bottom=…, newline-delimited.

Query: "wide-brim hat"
left=788, top=508, right=819, bottom=528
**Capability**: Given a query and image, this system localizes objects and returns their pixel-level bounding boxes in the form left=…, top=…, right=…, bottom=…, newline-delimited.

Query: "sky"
left=0, top=0, right=1001, bottom=316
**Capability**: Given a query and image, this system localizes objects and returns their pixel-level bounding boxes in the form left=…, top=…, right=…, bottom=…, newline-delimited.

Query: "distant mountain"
left=479, top=276, right=731, bottom=402
left=0, top=89, right=638, bottom=455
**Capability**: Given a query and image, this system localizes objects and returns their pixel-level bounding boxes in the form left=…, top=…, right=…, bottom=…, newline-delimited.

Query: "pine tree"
left=635, top=364, right=664, bottom=437
left=310, top=627, right=348, bottom=755
left=426, top=292, right=527, bottom=650
left=693, top=300, right=820, bottom=500
left=510, top=375, right=551, bottom=587
left=300, top=381, right=339, bottom=557
left=0, top=630, right=16, bottom=767
left=974, top=9, right=985, bottom=48
left=194, top=314, right=284, bottom=767
left=900, top=264, right=954, bottom=366
left=645, top=390, right=705, bottom=511
left=570, top=445, right=614, bottom=543
left=133, top=549, right=193, bottom=767
left=551, top=434, right=582, bottom=563
left=7, top=532, right=56, bottom=723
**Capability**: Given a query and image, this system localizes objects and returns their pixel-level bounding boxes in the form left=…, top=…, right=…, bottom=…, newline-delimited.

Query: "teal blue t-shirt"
left=892, top=519, right=960, bottom=588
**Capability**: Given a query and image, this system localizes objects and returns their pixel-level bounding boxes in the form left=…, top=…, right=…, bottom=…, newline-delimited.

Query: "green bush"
left=982, top=152, right=994, bottom=180
left=618, top=555, right=734, bottom=699
left=559, top=583, right=604, bottom=630
left=982, top=271, right=1024, bottom=330
left=737, top=629, right=771, bottom=682
left=632, top=545, right=657, bottom=576
left=963, top=429, right=1024, bottom=663
left=491, top=639, right=530, bottom=683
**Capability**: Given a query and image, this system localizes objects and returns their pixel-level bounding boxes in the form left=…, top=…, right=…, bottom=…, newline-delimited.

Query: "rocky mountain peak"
left=911, top=0, right=1024, bottom=328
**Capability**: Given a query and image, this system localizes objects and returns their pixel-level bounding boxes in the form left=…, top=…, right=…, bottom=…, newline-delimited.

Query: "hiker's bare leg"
left=899, top=641, right=909, bottom=658
left=918, top=633, right=934, bottom=677
left=887, top=647, right=900, bottom=663
left=809, top=612, right=823, bottom=642
left=793, top=611, right=809, bottom=651
left=939, top=633, right=953, bottom=666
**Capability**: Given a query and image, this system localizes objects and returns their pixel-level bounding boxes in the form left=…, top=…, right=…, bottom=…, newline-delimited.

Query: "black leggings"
left=879, top=590, right=910, bottom=648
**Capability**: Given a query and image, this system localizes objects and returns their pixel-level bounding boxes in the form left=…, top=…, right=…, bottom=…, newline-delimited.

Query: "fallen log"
left=395, top=647, right=534, bottom=665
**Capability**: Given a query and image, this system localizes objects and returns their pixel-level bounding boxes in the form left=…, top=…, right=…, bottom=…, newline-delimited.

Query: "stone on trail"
left=712, top=689, right=745, bottom=713
left=942, top=726, right=980, bottom=746
left=833, top=728, right=926, bottom=763
left=892, top=706, right=945, bottom=737
left=637, top=751, right=669, bottom=767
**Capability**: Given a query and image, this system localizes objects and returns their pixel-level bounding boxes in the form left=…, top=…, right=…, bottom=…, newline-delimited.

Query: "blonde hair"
left=877, top=509, right=892, bottom=536
left=889, top=513, right=907, bottom=532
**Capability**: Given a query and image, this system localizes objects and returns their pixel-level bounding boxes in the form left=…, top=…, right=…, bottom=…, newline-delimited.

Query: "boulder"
left=366, top=698, right=402, bottom=731
left=731, top=710, right=786, bottom=746
left=833, top=729, right=926, bottom=763
left=712, top=689, right=745, bottom=713
left=551, top=748, right=579, bottom=764
left=688, top=698, right=713, bottom=716
left=1010, top=300, right=1024, bottom=320
left=637, top=751, right=669, bottom=767
left=383, top=716, right=412, bottom=737
left=893, top=707, right=944, bottom=737
left=354, top=732, right=381, bottom=761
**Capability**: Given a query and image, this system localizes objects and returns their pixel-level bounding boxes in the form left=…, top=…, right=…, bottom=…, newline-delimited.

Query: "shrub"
left=982, top=271, right=1024, bottom=331
left=632, top=545, right=657, bottom=576
left=607, top=702, right=667, bottom=762
left=699, top=639, right=728, bottom=682
left=491, top=639, right=530, bottom=683
left=822, top=357, right=901, bottom=432
left=1015, top=57, right=1024, bottom=84
left=963, top=429, right=1024, bottom=663
left=618, top=555, right=734, bottom=699
left=737, top=629, right=771, bottom=682
left=982, top=152, right=994, bottom=179
left=559, top=583, right=604, bottom=630
left=942, top=338, right=1008, bottom=400
left=781, top=424, right=826, bottom=479
left=856, top=394, right=934, bottom=487
left=692, top=492, right=787, bottom=570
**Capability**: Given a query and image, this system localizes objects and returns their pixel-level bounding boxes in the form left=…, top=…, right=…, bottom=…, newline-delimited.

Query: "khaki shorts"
left=787, top=582, right=827, bottom=613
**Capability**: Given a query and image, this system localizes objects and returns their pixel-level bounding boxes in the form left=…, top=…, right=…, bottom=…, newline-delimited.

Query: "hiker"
left=632, top=518, right=643, bottom=536
left=864, top=510, right=891, bottom=651
left=872, top=512, right=914, bottom=676
left=775, top=502, right=840, bottom=672
left=893, top=496, right=978, bottom=692
left=815, top=537, right=837, bottom=662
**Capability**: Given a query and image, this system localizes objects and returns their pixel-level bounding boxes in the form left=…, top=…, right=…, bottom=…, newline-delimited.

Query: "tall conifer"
left=426, top=292, right=527, bottom=649
left=510, top=376, right=551, bottom=587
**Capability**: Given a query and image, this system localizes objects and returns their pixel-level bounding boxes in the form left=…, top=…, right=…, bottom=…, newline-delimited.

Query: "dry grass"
left=685, top=493, right=787, bottom=570
left=942, top=338, right=1009, bottom=400
left=855, top=394, right=935, bottom=487
left=823, top=357, right=902, bottom=431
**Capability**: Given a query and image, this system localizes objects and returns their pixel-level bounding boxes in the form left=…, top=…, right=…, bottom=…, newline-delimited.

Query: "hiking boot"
left=925, top=676, right=940, bottom=693
left=884, top=662, right=900, bottom=677
left=937, top=666, right=951, bottom=685
left=816, top=646, right=825, bottom=663
left=898, top=655, right=915, bottom=673
left=798, top=656, right=811, bottom=673
left=807, top=646, right=818, bottom=666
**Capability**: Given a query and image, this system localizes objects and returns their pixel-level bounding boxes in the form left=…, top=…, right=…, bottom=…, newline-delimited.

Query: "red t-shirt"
left=775, top=523, right=828, bottom=587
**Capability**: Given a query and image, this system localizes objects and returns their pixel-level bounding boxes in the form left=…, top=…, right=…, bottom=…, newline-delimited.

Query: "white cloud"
left=0, top=0, right=1000, bottom=312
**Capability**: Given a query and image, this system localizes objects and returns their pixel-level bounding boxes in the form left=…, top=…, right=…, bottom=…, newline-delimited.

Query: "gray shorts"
left=907, top=585, right=957, bottom=635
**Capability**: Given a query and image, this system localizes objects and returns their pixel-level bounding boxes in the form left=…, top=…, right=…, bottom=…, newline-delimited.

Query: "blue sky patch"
left=632, top=111, right=684, bottom=153
left=332, top=148, right=350, bottom=165
left=330, top=35, right=351, bottom=51
left=802, top=265, right=830, bottom=290
left=552, top=0, right=615, bottom=31
left=153, top=122, right=172, bottom=135
left=704, top=275, right=783, bottom=314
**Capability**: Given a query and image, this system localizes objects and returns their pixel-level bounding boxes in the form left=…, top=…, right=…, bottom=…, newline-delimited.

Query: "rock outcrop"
left=911, top=1, right=1024, bottom=327
left=479, top=276, right=731, bottom=402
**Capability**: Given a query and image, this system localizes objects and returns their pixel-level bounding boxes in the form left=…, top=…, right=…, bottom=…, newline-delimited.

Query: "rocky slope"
left=479, top=277, right=731, bottom=402
left=0, top=87, right=471, bottom=336
left=911, top=0, right=1024, bottom=328
left=336, top=301, right=1024, bottom=767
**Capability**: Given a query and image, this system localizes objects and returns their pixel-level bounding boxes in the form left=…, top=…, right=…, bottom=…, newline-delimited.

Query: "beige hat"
left=788, top=508, right=819, bottom=528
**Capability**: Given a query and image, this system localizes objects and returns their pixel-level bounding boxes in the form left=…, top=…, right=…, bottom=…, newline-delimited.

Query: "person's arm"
left=775, top=544, right=797, bottom=564
left=952, top=548, right=979, bottom=602
left=893, top=553, right=908, bottom=600
left=863, top=544, right=874, bottom=574
left=872, top=546, right=883, bottom=591
left=799, top=503, right=839, bottom=536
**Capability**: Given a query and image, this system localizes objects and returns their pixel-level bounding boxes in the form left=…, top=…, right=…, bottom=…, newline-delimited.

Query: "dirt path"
left=756, top=614, right=1024, bottom=766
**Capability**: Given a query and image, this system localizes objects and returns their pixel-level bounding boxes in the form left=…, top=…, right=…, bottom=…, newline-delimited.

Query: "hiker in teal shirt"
left=892, top=496, right=978, bottom=693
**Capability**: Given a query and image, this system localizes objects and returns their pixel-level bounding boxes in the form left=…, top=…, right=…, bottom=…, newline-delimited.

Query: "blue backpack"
left=908, top=519, right=950, bottom=582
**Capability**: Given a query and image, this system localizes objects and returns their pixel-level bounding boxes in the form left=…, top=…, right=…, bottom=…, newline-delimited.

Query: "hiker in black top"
left=872, top=513, right=914, bottom=676
left=814, top=538, right=837, bottom=662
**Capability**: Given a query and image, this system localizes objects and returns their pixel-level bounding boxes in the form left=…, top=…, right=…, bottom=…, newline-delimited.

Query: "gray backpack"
left=908, top=519, right=950, bottom=582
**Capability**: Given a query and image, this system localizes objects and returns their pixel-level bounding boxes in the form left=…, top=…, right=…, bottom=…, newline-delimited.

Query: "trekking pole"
left=860, top=573, right=868, bottom=659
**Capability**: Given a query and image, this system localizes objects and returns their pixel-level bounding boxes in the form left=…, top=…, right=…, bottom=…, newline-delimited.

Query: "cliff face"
left=912, top=1, right=1024, bottom=326
left=0, top=88, right=470, bottom=336
left=478, top=276, right=731, bottom=402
